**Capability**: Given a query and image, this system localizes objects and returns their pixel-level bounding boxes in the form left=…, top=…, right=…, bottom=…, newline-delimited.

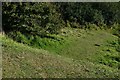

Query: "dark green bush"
left=2, top=2, right=65, bottom=36
left=57, top=2, right=120, bottom=28
left=91, top=2, right=120, bottom=26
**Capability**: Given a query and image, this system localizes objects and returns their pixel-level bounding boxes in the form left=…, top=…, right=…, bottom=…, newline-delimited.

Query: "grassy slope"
left=1, top=28, right=119, bottom=78
left=57, top=29, right=119, bottom=62
left=39, top=28, right=119, bottom=68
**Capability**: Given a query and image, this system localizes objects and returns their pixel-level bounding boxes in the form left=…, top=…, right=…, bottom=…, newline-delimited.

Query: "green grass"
left=1, top=28, right=119, bottom=78
left=36, top=28, right=119, bottom=68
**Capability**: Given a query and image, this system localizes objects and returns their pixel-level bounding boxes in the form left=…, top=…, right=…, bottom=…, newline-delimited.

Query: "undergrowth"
left=7, top=31, right=70, bottom=54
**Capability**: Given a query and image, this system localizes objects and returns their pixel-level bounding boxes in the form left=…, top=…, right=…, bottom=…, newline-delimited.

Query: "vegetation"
left=2, top=2, right=65, bottom=36
left=2, top=2, right=120, bottom=36
left=1, top=30, right=119, bottom=78
left=2, top=2, right=120, bottom=78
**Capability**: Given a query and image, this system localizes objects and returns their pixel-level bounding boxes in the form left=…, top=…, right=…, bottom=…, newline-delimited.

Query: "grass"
left=36, top=28, right=119, bottom=67
left=1, top=28, right=120, bottom=78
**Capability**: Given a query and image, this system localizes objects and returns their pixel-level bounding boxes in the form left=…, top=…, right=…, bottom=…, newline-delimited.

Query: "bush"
left=111, top=24, right=120, bottom=37
left=8, top=31, right=30, bottom=45
left=58, top=2, right=120, bottom=28
left=2, top=2, right=65, bottom=36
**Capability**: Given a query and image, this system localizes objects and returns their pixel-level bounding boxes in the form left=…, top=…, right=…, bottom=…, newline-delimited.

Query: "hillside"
left=1, top=28, right=119, bottom=78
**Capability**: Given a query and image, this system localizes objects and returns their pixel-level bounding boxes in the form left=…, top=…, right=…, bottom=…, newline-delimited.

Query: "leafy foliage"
left=3, top=2, right=120, bottom=35
left=2, top=2, right=120, bottom=45
left=2, top=2, right=65, bottom=36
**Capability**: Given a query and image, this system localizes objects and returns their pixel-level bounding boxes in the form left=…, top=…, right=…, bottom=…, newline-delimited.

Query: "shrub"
left=8, top=31, right=29, bottom=44
left=2, top=2, right=65, bottom=36
left=111, top=24, right=120, bottom=37
left=58, top=2, right=120, bottom=28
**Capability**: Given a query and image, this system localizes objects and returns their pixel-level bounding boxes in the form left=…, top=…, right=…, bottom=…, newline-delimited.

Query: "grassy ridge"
left=1, top=28, right=119, bottom=78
